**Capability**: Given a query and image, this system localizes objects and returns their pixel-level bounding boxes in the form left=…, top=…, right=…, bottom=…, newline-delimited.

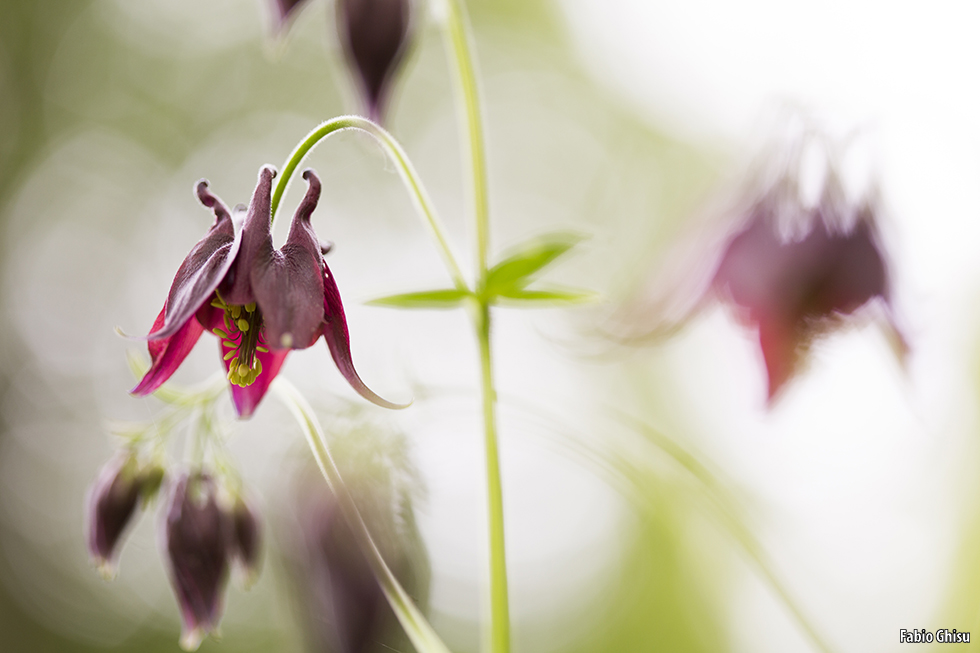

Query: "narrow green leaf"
left=495, top=286, right=598, bottom=305
left=367, top=288, right=472, bottom=310
left=485, top=232, right=585, bottom=294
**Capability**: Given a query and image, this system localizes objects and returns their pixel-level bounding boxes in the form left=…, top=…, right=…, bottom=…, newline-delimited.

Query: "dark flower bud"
left=162, top=472, right=231, bottom=651
left=87, top=451, right=142, bottom=578
left=337, top=0, right=413, bottom=123
left=227, top=495, right=262, bottom=589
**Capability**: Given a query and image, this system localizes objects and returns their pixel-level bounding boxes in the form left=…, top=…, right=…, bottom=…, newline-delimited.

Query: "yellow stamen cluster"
left=210, top=295, right=269, bottom=387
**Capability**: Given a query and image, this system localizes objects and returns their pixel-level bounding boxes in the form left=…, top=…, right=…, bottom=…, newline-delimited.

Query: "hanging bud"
left=86, top=451, right=143, bottom=579
left=227, top=495, right=262, bottom=589
left=162, top=472, right=231, bottom=651
left=337, top=0, right=413, bottom=123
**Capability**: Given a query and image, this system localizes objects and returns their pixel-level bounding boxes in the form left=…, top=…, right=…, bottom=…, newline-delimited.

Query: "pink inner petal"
left=132, top=305, right=205, bottom=396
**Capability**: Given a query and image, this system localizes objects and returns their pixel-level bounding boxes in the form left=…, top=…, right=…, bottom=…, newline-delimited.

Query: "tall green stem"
left=270, top=115, right=468, bottom=292
left=442, top=2, right=510, bottom=652
left=444, top=0, right=491, bottom=277
left=474, top=301, right=509, bottom=653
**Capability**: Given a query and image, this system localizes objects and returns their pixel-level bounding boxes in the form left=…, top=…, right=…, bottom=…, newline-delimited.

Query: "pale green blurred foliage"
left=0, top=0, right=756, bottom=652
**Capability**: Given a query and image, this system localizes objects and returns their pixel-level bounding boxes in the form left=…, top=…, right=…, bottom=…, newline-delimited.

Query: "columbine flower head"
left=131, top=165, right=402, bottom=417
left=162, top=472, right=231, bottom=651
left=623, top=122, right=903, bottom=401
left=711, top=159, right=897, bottom=398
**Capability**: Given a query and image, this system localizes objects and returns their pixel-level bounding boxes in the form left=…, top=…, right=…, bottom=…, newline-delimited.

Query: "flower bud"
left=162, top=472, right=231, bottom=651
left=87, top=451, right=142, bottom=578
left=227, top=495, right=262, bottom=589
left=337, top=0, right=413, bottom=123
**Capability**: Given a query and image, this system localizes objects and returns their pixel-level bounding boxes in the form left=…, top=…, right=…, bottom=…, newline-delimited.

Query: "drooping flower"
left=131, top=165, right=403, bottom=418
left=86, top=451, right=143, bottom=577
left=711, top=172, right=898, bottom=398
left=337, top=0, right=413, bottom=123
left=162, top=472, right=231, bottom=651
left=622, top=126, right=904, bottom=402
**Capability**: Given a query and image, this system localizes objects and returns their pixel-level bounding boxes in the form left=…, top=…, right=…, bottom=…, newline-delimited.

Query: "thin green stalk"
left=275, top=378, right=452, bottom=653
left=270, top=116, right=468, bottom=292
left=474, top=302, right=509, bottom=653
left=443, top=0, right=490, bottom=277
left=442, top=3, right=510, bottom=652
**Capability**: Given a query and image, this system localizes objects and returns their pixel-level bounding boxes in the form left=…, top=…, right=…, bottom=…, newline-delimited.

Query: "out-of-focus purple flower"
left=228, top=495, right=262, bottom=589
left=162, top=472, right=231, bottom=651
left=87, top=452, right=143, bottom=578
left=131, top=166, right=403, bottom=418
left=289, top=488, right=428, bottom=653
left=712, top=177, right=896, bottom=398
left=337, top=0, right=413, bottom=123
left=623, top=127, right=904, bottom=402
left=283, top=420, right=429, bottom=653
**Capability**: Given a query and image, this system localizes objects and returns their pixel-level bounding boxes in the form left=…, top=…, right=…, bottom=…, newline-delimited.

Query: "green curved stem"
left=441, top=3, right=510, bottom=652
left=444, top=0, right=490, bottom=280
left=271, top=115, right=468, bottom=292
left=275, top=377, right=452, bottom=653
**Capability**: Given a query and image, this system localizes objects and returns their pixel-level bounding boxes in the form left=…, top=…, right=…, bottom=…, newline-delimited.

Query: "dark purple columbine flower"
left=87, top=452, right=143, bottom=578
left=131, top=165, right=403, bottom=418
left=710, top=172, right=901, bottom=400
left=162, top=472, right=231, bottom=651
left=337, top=0, right=413, bottom=123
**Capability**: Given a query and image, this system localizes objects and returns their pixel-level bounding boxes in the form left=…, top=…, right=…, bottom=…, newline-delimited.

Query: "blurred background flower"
left=1, top=0, right=978, bottom=652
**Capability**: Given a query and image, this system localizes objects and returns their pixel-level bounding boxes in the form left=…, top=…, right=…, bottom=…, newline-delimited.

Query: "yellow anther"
left=231, top=305, right=242, bottom=319
left=210, top=299, right=225, bottom=309
left=223, top=314, right=232, bottom=331
left=237, top=319, right=249, bottom=332
left=223, top=351, right=236, bottom=361
left=213, top=328, right=229, bottom=339
left=254, top=358, right=263, bottom=373
left=256, top=345, right=269, bottom=353
left=222, top=340, right=237, bottom=349
left=245, top=302, right=256, bottom=313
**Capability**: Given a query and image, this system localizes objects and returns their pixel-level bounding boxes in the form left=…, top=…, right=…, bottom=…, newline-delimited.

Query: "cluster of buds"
left=273, top=0, right=413, bottom=123
left=87, top=457, right=262, bottom=650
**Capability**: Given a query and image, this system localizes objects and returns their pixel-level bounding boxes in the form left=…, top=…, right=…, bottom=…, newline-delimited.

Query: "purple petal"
left=132, top=305, right=205, bottom=396
left=321, top=263, right=408, bottom=409
left=337, top=0, right=412, bottom=123
left=250, top=169, right=327, bottom=351
left=227, top=347, right=290, bottom=419
left=149, top=181, right=242, bottom=341
left=222, top=166, right=277, bottom=307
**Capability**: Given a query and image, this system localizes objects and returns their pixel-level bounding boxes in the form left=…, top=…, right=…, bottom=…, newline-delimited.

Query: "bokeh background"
left=1, top=0, right=979, bottom=651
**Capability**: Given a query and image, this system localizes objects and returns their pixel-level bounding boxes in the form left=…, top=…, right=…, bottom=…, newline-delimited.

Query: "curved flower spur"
left=131, top=165, right=406, bottom=417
